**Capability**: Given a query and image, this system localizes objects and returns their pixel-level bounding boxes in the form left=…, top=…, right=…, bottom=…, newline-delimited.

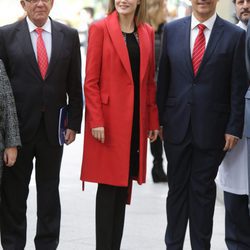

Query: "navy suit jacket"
left=157, top=15, right=248, bottom=149
left=245, top=21, right=250, bottom=138
left=0, top=18, right=83, bottom=146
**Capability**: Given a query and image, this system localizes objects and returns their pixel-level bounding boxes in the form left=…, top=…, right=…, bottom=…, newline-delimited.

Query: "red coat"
left=81, top=11, right=159, bottom=187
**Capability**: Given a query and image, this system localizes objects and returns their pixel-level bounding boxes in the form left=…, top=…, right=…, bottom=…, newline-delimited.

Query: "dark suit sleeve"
left=246, top=21, right=250, bottom=80
left=157, top=24, right=170, bottom=126
left=66, top=30, right=83, bottom=133
left=226, top=30, right=248, bottom=137
left=0, top=28, right=8, bottom=71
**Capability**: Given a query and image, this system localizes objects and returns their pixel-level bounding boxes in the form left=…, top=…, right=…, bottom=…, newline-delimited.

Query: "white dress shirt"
left=190, top=13, right=217, bottom=55
left=216, top=21, right=249, bottom=195
left=26, top=17, right=52, bottom=62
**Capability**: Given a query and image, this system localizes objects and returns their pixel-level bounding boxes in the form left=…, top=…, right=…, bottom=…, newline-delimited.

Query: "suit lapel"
left=46, top=19, right=64, bottom=78
left=196, top=16, right=224, bottom=77
left=182, top=17, right=194, bottom=77
left=105, top=11, right=133, bottom=84
left=16, top=19, right=41, bottom=78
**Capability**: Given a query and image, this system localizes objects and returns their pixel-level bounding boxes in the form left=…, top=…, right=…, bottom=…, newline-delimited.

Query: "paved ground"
left=24, top=131, right=227, bottom=250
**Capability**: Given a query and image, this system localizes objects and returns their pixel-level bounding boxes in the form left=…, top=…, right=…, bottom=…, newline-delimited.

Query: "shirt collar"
left=191, top=12, right=217, bottom=31
left=237, top=21, right=247, bottom=31
left=26, top=16, right=52, bottom=33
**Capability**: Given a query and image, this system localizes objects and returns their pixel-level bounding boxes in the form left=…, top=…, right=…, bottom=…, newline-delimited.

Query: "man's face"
left=189, top=0, right=219, bottom=22
left=20, top=0, right=54, bottom=27
left=235, top=0, right=250, bottom=25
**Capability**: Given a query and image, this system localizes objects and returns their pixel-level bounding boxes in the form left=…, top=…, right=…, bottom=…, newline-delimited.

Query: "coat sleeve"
left=147, top=26, right=159, bottom=131
left=84, top=22, right=105, bottom=129
left=0, top=60, right=21, bottom=148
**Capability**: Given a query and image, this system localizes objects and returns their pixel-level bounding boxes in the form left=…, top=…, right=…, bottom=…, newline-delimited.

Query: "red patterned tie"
left=36, top=28, right=48, bottom=79
left=192, top=24, right=206, bottom=76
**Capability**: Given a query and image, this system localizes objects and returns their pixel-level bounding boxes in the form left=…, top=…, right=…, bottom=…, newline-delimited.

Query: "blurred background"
left=0, top=0, right=237, bottom=94
left=0, top=0, right=236, bottom=27
left=0, top=0, right=237, bottom=58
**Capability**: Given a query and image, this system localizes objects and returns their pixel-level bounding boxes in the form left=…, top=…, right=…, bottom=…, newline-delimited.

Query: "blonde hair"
left=107, top=0, right=147, bottom=26
left=146, top=0, right=167, bottom=31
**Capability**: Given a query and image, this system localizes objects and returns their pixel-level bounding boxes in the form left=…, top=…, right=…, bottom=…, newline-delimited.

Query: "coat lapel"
left=105, top=11, right=133, bottom=84
left=16, top=19, right=41, bottom=78
left=137, top=24, right=150, bottom=82
left=196, top=16, right=224, bottom=77
left=46, top=19, right=64, bottom=78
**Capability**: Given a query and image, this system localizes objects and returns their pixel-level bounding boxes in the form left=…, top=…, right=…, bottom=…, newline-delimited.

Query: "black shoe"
left=152, top=165, right=168, bottom=183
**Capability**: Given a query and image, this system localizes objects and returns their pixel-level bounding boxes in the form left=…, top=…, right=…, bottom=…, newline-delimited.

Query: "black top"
left=123, top=30, right=140, bottom=178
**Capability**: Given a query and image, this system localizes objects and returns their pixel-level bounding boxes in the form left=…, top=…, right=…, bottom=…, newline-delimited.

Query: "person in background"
left=81, top=0, right=159, bottom=248
left=217, top=0, right=250, bottom=249
left=0, top=0, right=83, bottom=249
left=146, top=0, right=168, bottom=183
left=81, top=7, right=95, bottom=52
left=0, top=59, right=21, bottom=206
left=84, top=7, right=95, bottom=26
left=157, top=0, right=248, bottom=248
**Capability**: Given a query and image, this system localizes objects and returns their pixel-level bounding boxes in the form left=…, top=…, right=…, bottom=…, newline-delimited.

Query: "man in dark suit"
left=157, top=0, right=248, bottom=249
left=0, top=0, right=83, bottom=249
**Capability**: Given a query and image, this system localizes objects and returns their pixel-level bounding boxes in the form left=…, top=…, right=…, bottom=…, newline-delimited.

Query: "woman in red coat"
left=81, top=0, right=159, bottom=248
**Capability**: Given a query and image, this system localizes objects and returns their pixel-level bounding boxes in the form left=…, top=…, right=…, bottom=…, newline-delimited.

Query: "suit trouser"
left=224, top=191, right=250, bottom=250
left=96, top=184, right=128, bottom=250
left=1, top=117, right=63, bottom=250
left=164, top=131, right=225, bottom=250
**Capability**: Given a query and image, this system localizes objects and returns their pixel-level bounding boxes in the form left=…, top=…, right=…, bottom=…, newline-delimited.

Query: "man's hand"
left=92, top=127, right=105, bottom=143
left=65, top=129, right=76, bottom=145
left=3, top=147, right=18, bottom=167
left=148, top=130, right=159, bottom=142
left=223, top=134, right=239, bottom=151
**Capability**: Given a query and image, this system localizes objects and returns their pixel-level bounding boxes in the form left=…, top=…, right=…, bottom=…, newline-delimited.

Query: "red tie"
left=192, top=24, right=206, bottom=76
left=36, top=28, right=48, bottom=79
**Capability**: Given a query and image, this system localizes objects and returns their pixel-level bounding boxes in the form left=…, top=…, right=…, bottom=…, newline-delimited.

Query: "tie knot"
left=197, top=24, right=206, bottom=32
left=35, top=28, right=43, bottom=35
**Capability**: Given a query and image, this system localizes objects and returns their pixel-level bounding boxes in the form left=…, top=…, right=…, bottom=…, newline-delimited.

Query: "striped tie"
left=36, top=28, right=48, bottom=79
left=192, top=24, right=206, bottom=76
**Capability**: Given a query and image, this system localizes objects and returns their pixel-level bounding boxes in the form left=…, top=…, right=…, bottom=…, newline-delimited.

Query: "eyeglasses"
left=25, top=0, right=50, bottom=3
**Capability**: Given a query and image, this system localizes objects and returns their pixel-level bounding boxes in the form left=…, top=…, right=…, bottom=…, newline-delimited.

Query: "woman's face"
left=115, top=0, right=140, bottom=17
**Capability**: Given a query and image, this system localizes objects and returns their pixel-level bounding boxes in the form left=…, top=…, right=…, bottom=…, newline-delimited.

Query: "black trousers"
left=96, top=184, right=128, bottom=250
left=1, top=118, right=63, bottom=250
left=224, top=191, right=250, bottom=250
left=150, top=136, right=163, bottom=165
left=164, top=131, right=225, bottom=250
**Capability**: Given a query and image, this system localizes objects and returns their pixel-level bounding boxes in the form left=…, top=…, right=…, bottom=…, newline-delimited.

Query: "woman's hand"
left=148, top=130, right=159, bottom=143
left=3, top=147, right=18, bottom=167
left=92, top=127, right=105, bottom=143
